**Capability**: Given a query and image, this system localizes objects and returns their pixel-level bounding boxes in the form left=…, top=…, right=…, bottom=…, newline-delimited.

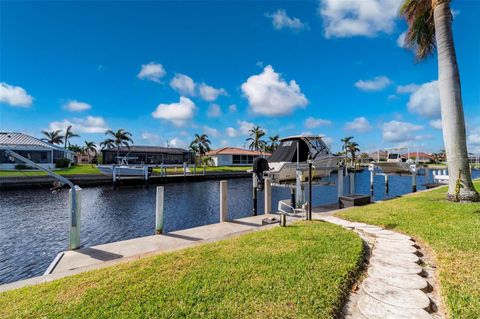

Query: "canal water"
left=1, top=169, right=478, bottom=285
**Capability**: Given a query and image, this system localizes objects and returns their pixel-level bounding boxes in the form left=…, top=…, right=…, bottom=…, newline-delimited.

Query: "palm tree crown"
left=102, top=129, right=134, bottom=162
left=192, top=134, right=211, bottom=158
left=64, top=125, right=80, bottom=148
left=41, top=130, right=64, bottom=145
left=83, top=141, right=97, bottom=164
left=246, top=126, right=266, bottom=152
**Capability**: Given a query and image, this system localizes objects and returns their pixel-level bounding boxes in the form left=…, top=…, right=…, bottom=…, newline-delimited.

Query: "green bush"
left=55, top=158, right=71, bottom=168
left=14, top=164, right=34, bottom=170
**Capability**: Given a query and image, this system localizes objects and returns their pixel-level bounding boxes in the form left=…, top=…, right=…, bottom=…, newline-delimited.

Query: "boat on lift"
left=265, top=135, right=341, bottom=183
left=373, top=149, right=415, bottom=175
left=97, top=156, right=150, bottom=176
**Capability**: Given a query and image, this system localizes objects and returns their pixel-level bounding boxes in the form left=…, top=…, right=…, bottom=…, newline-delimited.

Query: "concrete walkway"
left=0, top=213, right=286, bottom=292
left=316, top=214, right=443, bottom=319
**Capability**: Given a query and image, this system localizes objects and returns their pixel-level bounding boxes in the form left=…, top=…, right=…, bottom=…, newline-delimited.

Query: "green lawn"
left=0, top=165, right=100, bottom=177
left=0, top=221, right=363, bottom=319
left=0, top=165, right=249, bottom=177
left=337, top=180, right=480, bottom=318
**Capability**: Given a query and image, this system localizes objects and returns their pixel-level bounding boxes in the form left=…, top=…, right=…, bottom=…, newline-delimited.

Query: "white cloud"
left=203, top=126, right=219, bottom=137
left=237, top=120, right=257, bottom=136
left=241, top=65, right=308, bottom=116
left=265, top=9, right=307, bottom=31
left=170, top=73, right=196, bottom=96
left=141, top=132, right=163, bottom=145
left=407, top=80, right=440, bottom=118
left=198, top=83, right=227, bottom=101
left=429, top=119, right=442, bottom=130
left=137, top=62, right=166, bottom=83
left=354, top=76, right=391, bottom=91
left=226, top=127, right=238, bottom=137
left=169, top=137, right=187, bottom=149
left=229, top=104, right=237, bottom=112
left=152, top=96, right=196, bottom=127
left=382, top=120, right=423, bottom=143
left=63, top=100, right=91, bottom=112
left=396, top=83, right=419, bottom=94
left=396, top=31, right=407, bottom=48
left=304, top=116, right=332, bottom=129
left=344, top=117, right=372, bottom=133
left=322, top=136, right=333, bottom=147
left=48, top=116, right=109, bottom=134
left=207, top=104, right=222, bottom=117
left=319, top=0, right=403, bottom=38
left=0, top=82, right=33, bottom=107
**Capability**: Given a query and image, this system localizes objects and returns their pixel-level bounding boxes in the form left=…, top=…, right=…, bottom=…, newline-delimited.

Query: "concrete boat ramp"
left=0, top=213, right=286, bottom=292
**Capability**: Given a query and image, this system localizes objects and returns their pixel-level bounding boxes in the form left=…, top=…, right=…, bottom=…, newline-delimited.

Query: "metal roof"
left=0, top=132, right=73, bottom=153
left=102, top=145, right=188, bottom=154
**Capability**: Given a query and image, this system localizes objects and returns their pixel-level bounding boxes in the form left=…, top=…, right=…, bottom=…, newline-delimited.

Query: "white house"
left=0, top=132, right=75, bottom=170
left=206, top=147, right=268, bottom=166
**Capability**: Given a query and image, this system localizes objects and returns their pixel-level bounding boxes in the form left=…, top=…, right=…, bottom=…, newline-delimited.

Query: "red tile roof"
left=206, top=147, right=269, bottom=156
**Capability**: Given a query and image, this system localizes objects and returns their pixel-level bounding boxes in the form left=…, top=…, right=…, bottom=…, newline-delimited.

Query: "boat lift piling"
left=155, top=186, right=164, bottom=234
left=252, top=176, right=258, bottom=216
left=264, top=178, right=272, bottom=215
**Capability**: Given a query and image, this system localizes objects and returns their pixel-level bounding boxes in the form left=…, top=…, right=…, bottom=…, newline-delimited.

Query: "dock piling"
left=155, top=186, right=164, bottom=234
left=252, top=176, right=258, bottom=216
left=264, top=178, right=271, bottom=215
left=368, top=164, right=375, bottom=200
left=337, top=167, right=344, bottom=200
left=220, top=180, right=228, bottom=222
left=385, top=174, right=389, bottom=193
left=68, top=186, right=82, bottom=250
left=349, top=172, right=355, bottom=195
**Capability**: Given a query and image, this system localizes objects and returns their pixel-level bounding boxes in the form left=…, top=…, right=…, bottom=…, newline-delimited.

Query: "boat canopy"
left=268, top=138, right=310, bottom=162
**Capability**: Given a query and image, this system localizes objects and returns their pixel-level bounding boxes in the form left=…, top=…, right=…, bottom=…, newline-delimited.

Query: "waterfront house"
left=101, top=145, right=192, bottom=165
left=402, top=152, right=433, bottom=164
left=206, top=147, right=268, bottom=166
left=0, top=132, right=75, bottom=170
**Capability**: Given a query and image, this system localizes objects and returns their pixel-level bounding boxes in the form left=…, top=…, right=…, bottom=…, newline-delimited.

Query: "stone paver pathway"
left=317, top=215, right=443, bottom=319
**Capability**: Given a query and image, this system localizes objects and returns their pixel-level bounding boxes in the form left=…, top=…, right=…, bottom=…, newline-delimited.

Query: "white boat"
left=373, top=151, right=414, bottom=175
left=265, top=135, right=341, bottom=183
left=97, top=157, right=150, bottom=177
left=432, top=169, right=449, bottom=184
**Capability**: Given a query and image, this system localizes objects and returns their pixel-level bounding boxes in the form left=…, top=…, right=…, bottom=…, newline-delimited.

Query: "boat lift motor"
left=252, top=157, right=270, bottom=191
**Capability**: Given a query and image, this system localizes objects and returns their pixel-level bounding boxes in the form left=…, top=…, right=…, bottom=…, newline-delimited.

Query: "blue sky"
left=1, top=0, right=479, bottom=154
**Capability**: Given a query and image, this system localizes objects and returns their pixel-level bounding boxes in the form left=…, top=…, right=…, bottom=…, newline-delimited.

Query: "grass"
left=0, top=221, right=363, bottom=319
left=337, top=180, right=480, bottom=318
left=0, top=165, right=100, bottom=176
left=0, top=165, right=249, bottom=177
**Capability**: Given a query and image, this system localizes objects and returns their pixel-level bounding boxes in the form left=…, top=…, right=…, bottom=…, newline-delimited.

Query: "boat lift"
left=4, top=149, right=81, bottom=250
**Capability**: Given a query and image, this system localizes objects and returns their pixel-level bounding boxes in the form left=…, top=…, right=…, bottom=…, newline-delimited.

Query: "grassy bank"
left=0, top=165, right=100, bottom=176
left=337, top=180, right=480, bottom=318
left=0, top=165, right=249, bottom=177
left=0, top=221, right=363, bottom=319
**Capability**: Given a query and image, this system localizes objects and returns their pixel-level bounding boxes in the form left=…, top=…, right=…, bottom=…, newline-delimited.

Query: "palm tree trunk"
left=116, top=145, right=120, bottom=164
left=434, top=2, right=479, bottom=201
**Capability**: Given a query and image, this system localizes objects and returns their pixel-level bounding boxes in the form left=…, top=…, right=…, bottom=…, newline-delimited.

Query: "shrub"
left=55, top=158, right=71, bottom=168
left=15, top=164, right=34, bottom=170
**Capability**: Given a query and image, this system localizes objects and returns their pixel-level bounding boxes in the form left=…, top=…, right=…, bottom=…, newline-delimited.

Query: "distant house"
left=101, top=145, right=191, bottom=165
left=206, top=147, right=269, bottom=166
left=368, top=150, right=388, bottom=162
left=0, top=132, right=75, bottom=170
left=402, top=152, right=433, bottom=164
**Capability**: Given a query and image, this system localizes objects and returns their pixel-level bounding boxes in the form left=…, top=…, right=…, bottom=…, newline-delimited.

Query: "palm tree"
left=267, top=135, right=280, bottom=153
left=341, top=136, right=353, bottom=166
left=83, top=141, right=97, bottom=165
left=246, top=126, right=266, bottom=151
left=188, top=142, right=200, bottom=163
left=192, top=134, right=211, bottom=158
left=64, top=125, right=80, bottom=148
left=103, top=129, right=134, bottom=162
left=99, top=139, right=115, bottom=150
left=400, top=0, right=479, bottom=201
left=41, top=130, right=64, bottom=145
left=347, top=142, right=360, bottom=167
